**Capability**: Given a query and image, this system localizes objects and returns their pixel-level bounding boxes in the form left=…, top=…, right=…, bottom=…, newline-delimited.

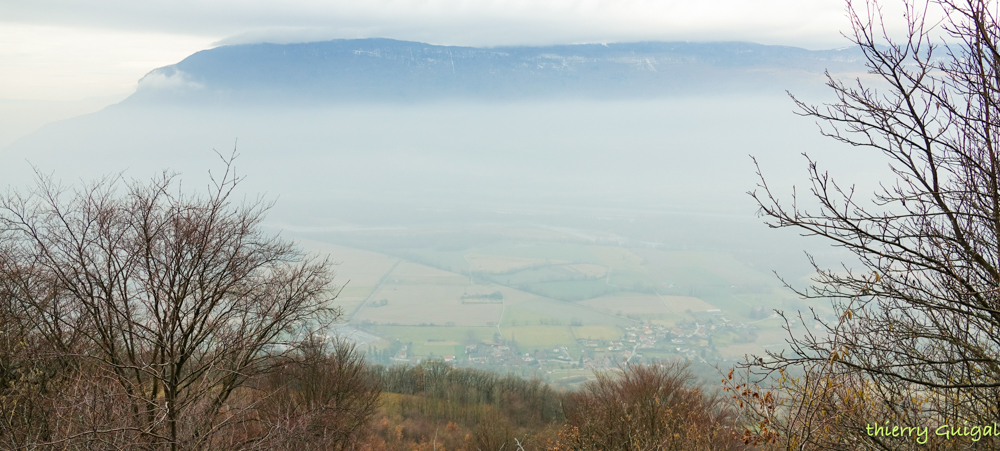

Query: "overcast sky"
left=0, top=0, right=876, bottom=102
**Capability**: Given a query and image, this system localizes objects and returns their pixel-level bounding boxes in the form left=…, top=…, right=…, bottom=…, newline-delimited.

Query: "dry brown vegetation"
left=364, top=361, right=565, bottom=450
left=549, top=362, right=746, bottom=451
left=361, top=361, right=747, bottom=451
left=0, top=160, right=363, bottom=450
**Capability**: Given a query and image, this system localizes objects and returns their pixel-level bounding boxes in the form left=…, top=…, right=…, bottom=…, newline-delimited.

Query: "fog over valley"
left=2, top=37, right=883, bottom=379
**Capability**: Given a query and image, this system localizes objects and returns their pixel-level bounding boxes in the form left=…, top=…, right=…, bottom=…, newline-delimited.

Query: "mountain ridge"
left=127, top=38, right=867, bottom=104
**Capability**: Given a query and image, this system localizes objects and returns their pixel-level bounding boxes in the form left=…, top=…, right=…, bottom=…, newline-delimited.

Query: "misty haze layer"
left=1, top=39, right=885, bottom=276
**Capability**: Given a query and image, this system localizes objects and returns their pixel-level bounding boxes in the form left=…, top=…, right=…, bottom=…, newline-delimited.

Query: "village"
left=383, top=312, right=764, bottom=371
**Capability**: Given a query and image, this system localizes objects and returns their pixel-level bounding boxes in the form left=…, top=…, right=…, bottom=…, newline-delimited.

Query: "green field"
left=366, top=325, right=496, bottom=357
left=476, top=242, right=604, bottom=264
left=570, top=325, right=623, bottom=341
left=501, top=325, right=579, bottom=353
left=502, top=296, right=634, bottom=328
left=298, top=226, right=818, bottom=363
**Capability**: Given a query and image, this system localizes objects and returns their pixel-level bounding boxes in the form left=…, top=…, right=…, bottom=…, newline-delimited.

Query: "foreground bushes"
left=359, top=360, right=747, bottom=450
left=366, top=361, right=565, bottom=449
left=549, top=362, right=747, bottom=451
left=252, top=339, right=383, bottom=450
left=0, top=336, right=381, bottom=450
left=2, top=329, right=745, bottom=450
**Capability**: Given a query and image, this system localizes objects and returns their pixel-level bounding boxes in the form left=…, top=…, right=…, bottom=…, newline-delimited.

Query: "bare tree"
left=732, top=0, right=1000, bottom=448
left=0, top=159, right=339, bottom=450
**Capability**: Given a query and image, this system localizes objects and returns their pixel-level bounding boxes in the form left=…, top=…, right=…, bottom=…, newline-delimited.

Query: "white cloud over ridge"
left=3, top=0, right=864, bottom=50
left=1, top=0, right=920, bottom=104
left=136, top=68, right=203, bottom=92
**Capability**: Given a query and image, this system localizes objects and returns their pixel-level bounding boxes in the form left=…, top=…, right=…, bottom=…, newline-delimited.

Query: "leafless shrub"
left=549, top=362, right=745, bottom=451
left=470, top=409, right=514, bottom=451
left=0, top=157, right=339, bottom=449
left=736, top=0, right=1000, bottom=448
left=252, top=337, right=382, bottom=450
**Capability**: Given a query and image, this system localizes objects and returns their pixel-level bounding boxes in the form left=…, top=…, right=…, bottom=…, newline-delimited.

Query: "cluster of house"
left=386, top=341, right=593, bottom=368
left=575, top=316, right=760, bottom=367
left=384, top=313, right=763, bottom=369
left=460, top=342, right=578, bottom=367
